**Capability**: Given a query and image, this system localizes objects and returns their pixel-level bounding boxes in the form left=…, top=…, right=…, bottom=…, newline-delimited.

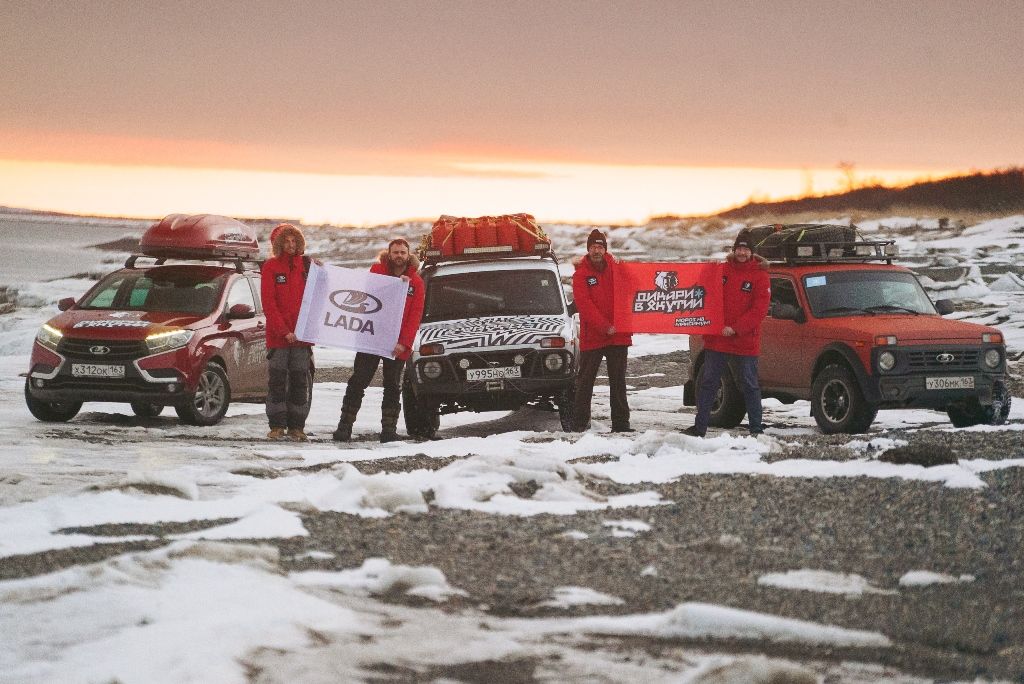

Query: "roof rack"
left=747, top=223, right=899, bottom=264
left=760, top=239, right=899, bottom=264
left=124, top=254, right=261, bottom=274
left=421, top=242, right=554, bottom=267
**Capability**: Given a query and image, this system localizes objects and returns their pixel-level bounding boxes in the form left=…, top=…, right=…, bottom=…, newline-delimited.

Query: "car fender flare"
left=190, top=339, right=229, bottom=389
left=812, top=343, right=880, bottom=403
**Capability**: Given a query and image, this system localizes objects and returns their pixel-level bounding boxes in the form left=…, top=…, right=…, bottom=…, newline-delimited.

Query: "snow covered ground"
left=2, top=210, right=1023, bottom=682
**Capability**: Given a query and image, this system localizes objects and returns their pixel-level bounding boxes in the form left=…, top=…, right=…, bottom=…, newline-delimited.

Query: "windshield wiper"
left=864, top=304, right=922, bottom=315
left=818, top=305, right=875, bottom=316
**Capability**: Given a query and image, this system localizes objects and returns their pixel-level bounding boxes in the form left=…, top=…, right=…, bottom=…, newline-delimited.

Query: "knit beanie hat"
left=733, top=230, right=752, bottom=250
left=587, top=229, right=608, bottom=249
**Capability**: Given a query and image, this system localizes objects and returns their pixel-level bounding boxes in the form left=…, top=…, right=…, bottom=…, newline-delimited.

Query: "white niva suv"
left=402, top=251, right=579, bottom=438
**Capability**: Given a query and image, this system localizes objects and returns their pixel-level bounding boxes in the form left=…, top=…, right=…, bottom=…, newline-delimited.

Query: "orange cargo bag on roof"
left=512, top=213, right=545, bottom=252
left=430, top=216, right=457, bottom=256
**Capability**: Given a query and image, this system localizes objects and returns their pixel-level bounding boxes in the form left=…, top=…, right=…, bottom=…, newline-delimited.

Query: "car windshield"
left=423, top=269, right=565, bottom=322
left=79, top=267, right=228, bottom=315
left=803, top=270, right=936, bottom=318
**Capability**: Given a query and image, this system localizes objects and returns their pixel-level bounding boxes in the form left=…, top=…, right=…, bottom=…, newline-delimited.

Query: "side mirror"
left=773, top=303, right=806, bottom=323
left=566, top=300, right=577, bottom=317
left=934, top=299, right=955, bottom=315
left=227, top=303, right=255, bottom=319
left=58, top=297, right=76, bottom=311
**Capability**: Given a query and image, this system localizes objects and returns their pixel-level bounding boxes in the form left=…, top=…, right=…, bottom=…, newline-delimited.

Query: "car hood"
left=816, top=314, right=1000, bottom=344
left=418, top=315, right=572, bottom=350
left=48, top=309, right=209, bottom=340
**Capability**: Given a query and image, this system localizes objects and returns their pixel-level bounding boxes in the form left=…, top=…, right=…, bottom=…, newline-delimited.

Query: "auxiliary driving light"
left=422, top=361, right=442, bottom=379
left=543, top=353, right=564, bottom=372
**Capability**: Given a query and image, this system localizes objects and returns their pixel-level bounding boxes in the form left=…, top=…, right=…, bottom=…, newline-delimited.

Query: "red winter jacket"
left=572, top=252, right=633, bottom=352
left=703, top=253, right=771, bottom=356
left=261, top=254, right=314, bottom=349
left=370, top=251, right=425, bottom=361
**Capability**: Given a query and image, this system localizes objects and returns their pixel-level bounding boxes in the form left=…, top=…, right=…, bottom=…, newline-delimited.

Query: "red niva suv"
left=686, top=224, right=1011, bottom=434
left=24, top=214, right=271, bottom=426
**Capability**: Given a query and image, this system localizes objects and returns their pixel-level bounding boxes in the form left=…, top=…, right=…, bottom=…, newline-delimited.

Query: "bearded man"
left=333, top=238, right=425, bottom=443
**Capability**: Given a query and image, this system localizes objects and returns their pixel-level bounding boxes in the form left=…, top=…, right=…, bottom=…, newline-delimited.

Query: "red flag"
left=613, top=262, right=724, bottom=334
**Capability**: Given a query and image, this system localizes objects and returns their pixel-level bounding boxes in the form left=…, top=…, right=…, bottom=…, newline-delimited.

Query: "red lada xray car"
left=24, top=214, right=270, bottom=426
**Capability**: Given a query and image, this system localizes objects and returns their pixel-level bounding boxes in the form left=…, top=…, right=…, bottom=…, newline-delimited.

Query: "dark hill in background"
left=717, top=168, right=1024, bottom=219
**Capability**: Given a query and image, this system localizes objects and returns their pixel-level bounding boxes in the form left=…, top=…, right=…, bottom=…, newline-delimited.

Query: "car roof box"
left=140, top=214, right=259, bottom=259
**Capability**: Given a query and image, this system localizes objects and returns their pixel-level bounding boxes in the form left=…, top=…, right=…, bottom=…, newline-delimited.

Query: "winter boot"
left=267, top=427, right=287, bottom=440
left=332, top=398, right=360, bottom=442
left=287, top=428, right=308, bottom=442
left=379, top=406, right=401, bottom=443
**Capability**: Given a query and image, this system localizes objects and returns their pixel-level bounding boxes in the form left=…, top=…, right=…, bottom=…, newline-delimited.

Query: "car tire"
left=24, top=379, right=82, bottom=422
left=175, top=363, right=231, bottom=426
left=700, top=363, right=746, bottom=428
left=402, top=375, right=439, bottom=439
left=811, top=364, right=877, bottom=434
left=131, top=401, right=164, bottom=418
left=557, top=383, right=576, bottom=432
left=947, top=382, right=1011, bottom=427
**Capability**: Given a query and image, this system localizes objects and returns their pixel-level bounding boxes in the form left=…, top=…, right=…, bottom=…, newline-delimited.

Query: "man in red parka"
left=261, top=223, right=314, bottom=441
left=571, top=229, right=634, bottom=432
left=685, top=229, right=771, bottom=437
left=333, top=238, right=425, bottom=443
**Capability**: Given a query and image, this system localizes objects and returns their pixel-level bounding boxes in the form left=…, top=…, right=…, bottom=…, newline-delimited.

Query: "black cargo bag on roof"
left=748, top=224, right=857, bottom=259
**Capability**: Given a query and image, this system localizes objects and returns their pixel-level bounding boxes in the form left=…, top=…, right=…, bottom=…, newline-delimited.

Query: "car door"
left=759, top=275, right=809, bottom=392
left=223, top=275, right=264, bottom=396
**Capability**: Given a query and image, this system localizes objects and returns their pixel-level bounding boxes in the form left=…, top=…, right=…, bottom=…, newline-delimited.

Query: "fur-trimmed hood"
left=376, top=249, right=420, bottom=275
left=269, top=223, right=306, bottom=258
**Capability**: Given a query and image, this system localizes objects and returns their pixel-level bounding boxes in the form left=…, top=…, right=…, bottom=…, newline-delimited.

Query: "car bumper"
left=411, top=376, right=573, bottom=411
left=26, top=349, right=191, bottom=406
left=871, top=372, right=1004, bottom=409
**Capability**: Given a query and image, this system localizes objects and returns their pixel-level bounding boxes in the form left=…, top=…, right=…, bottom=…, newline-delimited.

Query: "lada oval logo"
left=329, top=289, right=383, bottom=315
left=89, top=345, right=110, bottom=355
left=936, top=353, right=955, bottom=364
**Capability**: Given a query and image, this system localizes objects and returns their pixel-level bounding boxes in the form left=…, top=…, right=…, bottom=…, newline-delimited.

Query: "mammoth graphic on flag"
left=613, top=262, right=725, bottom=334
left=295, top=263, right=409, bottom=357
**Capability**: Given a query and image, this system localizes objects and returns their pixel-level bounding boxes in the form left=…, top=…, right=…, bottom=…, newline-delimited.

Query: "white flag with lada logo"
left=295, top=263, right=408, bottom=358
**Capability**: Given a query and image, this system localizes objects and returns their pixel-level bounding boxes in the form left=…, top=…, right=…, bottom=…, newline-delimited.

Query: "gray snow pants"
left=266, top=346, right=312, bottom=430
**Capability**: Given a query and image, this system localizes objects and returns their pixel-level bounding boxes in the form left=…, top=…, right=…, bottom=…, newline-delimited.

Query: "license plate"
left=926, top=376, right=974, bottom=390
left=71, top=363, right=125, bottom=378
left=466, top=366, right=522, bottom=381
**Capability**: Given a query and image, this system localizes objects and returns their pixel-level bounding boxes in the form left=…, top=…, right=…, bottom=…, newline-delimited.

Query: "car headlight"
left=877, top=350, right=896, bottom=372
left=543, top=353, right=564, bottom=372
left=983, top=348, right=1001, bottom=369
left=36, top=323, right=63, bottom=351
left=145, top=329, right=194, bottom=354
left=422, top=360, right=442, bottom=379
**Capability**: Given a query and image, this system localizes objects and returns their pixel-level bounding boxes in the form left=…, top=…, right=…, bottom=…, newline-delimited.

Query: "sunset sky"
left=2, top=1, right=1022, bottom=225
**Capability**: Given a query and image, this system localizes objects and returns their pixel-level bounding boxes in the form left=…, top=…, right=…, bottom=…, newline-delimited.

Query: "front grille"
left=906, top=350, right=979, bottom=372
left=59, top=339, right=148, bottom=361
